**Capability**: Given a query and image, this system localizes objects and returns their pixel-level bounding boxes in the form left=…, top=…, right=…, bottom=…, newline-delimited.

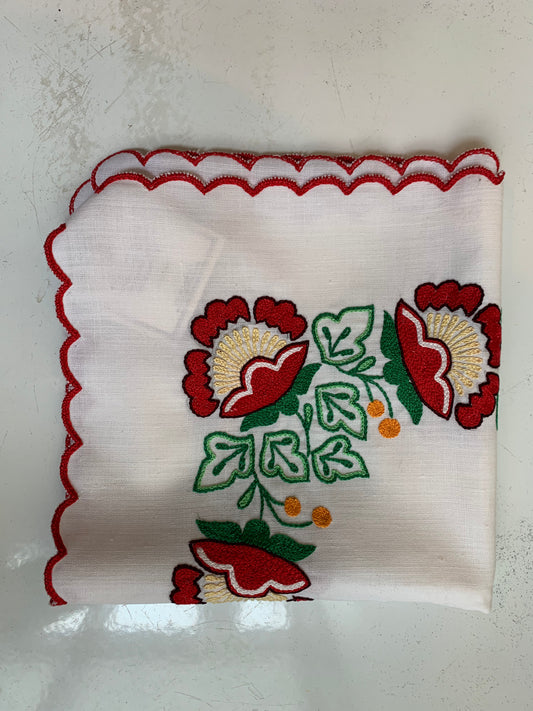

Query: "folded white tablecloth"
left=45, top=148, right=503, bottom=611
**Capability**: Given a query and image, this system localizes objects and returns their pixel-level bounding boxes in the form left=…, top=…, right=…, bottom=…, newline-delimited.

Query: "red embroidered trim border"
left=90, top=147, right=501, bottom=185
left=69, top=179, right=91, bottom=215
left=48, top=149, right=504, bottom=605
left=68, top=148, right=504, bottom=214
left=92, top=165, right=503, bottom=199
left=44, top=224, right=81, bottom=606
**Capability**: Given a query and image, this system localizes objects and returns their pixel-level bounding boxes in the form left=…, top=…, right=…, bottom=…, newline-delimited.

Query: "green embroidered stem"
left=259, top=483, right=265, bottom=519
left=251, top=468, right=266, bottom=520
left=251, top=468, right=312, bottom=528
left=351, top=373, right=394, bottom=418
left=297, top=411, right=312, bottom=458
left=258, top=482, right=285, bottom=507
left=359, top=378, right=374, bottom=402
left=367, top=377, right=394, bottom=418
left=263, top=490, right=313, bottom=528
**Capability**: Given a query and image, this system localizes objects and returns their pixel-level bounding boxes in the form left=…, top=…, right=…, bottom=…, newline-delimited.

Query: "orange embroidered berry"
left=378, top=418, right=401, bottom=439
left=312, top=506, right=332, bottom=528
left=284, top=496, right=301, bottom=517
left=367, top=399, right=385, bottom=418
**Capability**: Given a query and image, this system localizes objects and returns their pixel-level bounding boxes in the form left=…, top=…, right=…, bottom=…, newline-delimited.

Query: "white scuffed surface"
left=0, top=1, right=531, bottom=709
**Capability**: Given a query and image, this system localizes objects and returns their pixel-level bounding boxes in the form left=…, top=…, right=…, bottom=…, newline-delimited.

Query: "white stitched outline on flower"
left=400, top=304, right=451, bottom=415
left=193, top=545, right=307, bottom=596
left=221, top=344, right=304, bottom=415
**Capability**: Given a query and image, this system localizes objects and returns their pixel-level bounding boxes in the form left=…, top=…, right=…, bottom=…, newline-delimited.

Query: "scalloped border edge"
left=48, top=154, right=504, bottom=605
left=44, top=223, right=81, bottom=606
left=69, top=148, right=504, bottom=214
left=89, top=164, right=504, bottom=210
left=90, top=146, right=501, bottom=183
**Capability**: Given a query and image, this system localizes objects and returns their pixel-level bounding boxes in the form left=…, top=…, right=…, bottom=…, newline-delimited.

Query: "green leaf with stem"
left=194, top=432, right=255, bottom=492
left=315, top=382, right=367, bottom=439
left=237, top=481, right=257, bottom=509
left=259, top=430, right=309, bottom=482
left=312, top=435, right=369, bottom=482
left=312, top=306, right=374, bottom=366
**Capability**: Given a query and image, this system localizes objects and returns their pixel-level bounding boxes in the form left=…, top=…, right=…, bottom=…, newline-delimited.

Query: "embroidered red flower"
left=171, top=541, right=310, bottom=603
left=395, top=280, right=501, bottom=429
left=183, top=296, right=308, bottom=418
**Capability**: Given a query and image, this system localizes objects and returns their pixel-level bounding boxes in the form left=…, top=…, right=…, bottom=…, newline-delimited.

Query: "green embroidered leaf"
left=303, top=402, right=313, bottom=429
left=315, top=382, right=367, bottom=440
left=240, top=404, right=280, bottom=432
left=237, top=481, right=257, bottom=509
left=352, top=355, right=376, bottom=373
left=242, top=519, right=271, bottom=548
left=312, top=306, right=374, bottom=367
left=380, top=310, right=401, bottom=360
left=277, top=391, right=299, bottom=416
left=194, top=432, right=255, bottom=492
left=397, top=381, right=423, bottom=425
left=259, top=430, right=310, bottom=482
left=196, top=518, right=316, bottom=563
left=383, top=359, right=406, bottom=385
left=196, top=519, right=243, bottom=543
left=266, top=533, right=316, bottom=562
left=291, top=363, right=321, bottom=394
left=311, top=435, right=369, bottom=483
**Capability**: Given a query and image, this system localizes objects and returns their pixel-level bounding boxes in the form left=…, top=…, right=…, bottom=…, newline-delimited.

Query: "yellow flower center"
left=425, top=312, right=483, bottom=396
left=212, top=326, right=287, bottom=395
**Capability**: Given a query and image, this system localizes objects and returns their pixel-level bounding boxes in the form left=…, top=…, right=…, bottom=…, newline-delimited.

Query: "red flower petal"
left=396, top=301, right=453, bottom=419
left=170, top=565, right=204, bottom=604
left=190, top=541, right=310, bottom=597
left=219, top=342, right=308, bottom=418
left=253, top=297, right=307, bottom=339
left=455, top=373, right=499, bottom=429
left=474, top=304, right=501, bottom=368
left=191, top=296, right=250, bottom=348
left=415, top=280, right=484, bottom=316
left=182, top=350, right=219, bottom=417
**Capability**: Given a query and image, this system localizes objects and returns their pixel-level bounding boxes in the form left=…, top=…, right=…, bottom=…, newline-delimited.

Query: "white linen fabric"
left=47, top=150, right=503, bottom=611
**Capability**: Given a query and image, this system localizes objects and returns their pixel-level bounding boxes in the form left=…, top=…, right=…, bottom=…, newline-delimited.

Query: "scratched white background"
left=1, top=1, right=532, bottom=709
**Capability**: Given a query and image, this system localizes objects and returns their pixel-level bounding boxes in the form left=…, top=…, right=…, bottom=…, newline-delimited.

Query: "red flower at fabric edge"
left=395, top=280, right=501, bottom=429
left=171, top=541, right=310, bottom=603
left=183, top=296, right=308, bottom=418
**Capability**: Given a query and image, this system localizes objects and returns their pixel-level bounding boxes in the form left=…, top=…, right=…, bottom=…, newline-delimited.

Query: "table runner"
left=45, top=149, right=503, bottom=611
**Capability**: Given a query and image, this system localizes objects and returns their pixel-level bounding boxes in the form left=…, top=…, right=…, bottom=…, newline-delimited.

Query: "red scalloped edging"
left=94, top=164, right=503, bottom=198
left=67, top=148, right=503, bottom=213
left=47, top=153, right=504, bottom=605
left=69, top=179, right=91, bottom=216
left=90, top=147, right=501, bottom=190
left=44, top=223, right=81, bottom=606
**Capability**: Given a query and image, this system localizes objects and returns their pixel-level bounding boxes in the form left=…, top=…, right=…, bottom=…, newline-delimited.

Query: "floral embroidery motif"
left=183, top=296, right=387, bottom=533
left=183, top=296, right=308, bottom=418
left=382, top=280, right=501, bottom=429
left=171, top=283, right=501, bottom=604
left=170, top=519, right=314, bottom=603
